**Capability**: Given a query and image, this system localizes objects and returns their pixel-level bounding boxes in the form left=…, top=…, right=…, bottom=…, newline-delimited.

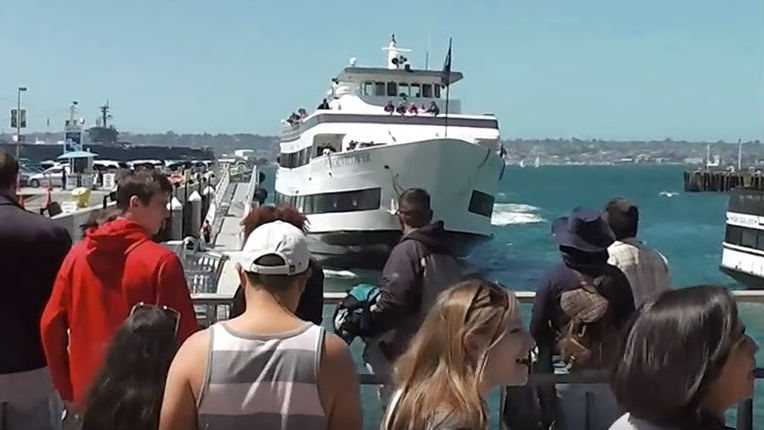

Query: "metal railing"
left=190, top=290, right=764, bottom=430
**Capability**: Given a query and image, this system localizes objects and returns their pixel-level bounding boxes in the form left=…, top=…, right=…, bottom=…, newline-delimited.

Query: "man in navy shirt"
left=529, top=207, right=635, bottom=430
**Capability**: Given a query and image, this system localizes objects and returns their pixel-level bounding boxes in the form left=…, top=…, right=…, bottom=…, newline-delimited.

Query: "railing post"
left=735, top=399, right=753, bottom=430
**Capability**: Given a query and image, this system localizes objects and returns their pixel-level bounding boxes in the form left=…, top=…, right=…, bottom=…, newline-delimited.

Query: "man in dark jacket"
left=525, top=207, right=635, bottom=430
left=365, top=188, right=463, bottom=398
left=0, top=151, right=72, bottom=429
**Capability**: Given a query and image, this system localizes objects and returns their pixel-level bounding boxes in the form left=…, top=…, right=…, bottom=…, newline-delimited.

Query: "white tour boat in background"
left=274, top=36, right=505, bottom=269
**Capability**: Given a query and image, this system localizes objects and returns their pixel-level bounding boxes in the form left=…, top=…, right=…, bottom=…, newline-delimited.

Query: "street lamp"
left=15, top=86, right=27, bottom=159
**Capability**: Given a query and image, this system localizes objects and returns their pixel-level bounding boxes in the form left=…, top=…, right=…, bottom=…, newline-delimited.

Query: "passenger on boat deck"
left=0, top=150, right=72, bottom=430
left=426, top=101, right=440, bottom=115
left=160, top=221, right=362, bottom=430
left=298, top=108, right=308, bottom=118
left=81, top=303, right=179, bottom=430
left=603, top=197, right=672, bottom=308
left=526, top=207, right=634, bottom=430
left=396, top=101, right=408, bottom=115
left=609, top=285, right=759, bottom=430
left=355, top=188, right=464, bottom=404
left=40, top=170, right=199, bottom=410
left=408, top=103, right=419, bottom=115
left=317, top=98, right=330, bottom=110
left=384, top=100, right=395, bottom=114
left=382, top=280, right=534, bottom=430
left=230, top=205, right=324, bottom=325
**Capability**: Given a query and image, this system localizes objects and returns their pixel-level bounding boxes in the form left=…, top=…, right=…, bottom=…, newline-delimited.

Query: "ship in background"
left=1, top=101, right=215, bottom=162
left=273, top=35, right=505, bottom=270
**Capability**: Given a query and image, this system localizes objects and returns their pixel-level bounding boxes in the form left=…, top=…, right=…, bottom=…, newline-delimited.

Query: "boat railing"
left=190, top=290, right=764, bottom=430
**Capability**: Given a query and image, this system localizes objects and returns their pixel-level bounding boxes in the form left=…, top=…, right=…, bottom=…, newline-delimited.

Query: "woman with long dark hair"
left=610, top=285, right=758, bottom=430
left=81, top=303, right=180, bottom=429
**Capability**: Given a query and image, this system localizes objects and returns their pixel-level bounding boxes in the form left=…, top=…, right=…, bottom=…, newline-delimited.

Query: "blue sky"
left=1, top=0, right=762, bottom=140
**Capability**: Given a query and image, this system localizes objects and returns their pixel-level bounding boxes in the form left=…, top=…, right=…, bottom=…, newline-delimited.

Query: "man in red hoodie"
left=40, top=170, right=199, bottom=410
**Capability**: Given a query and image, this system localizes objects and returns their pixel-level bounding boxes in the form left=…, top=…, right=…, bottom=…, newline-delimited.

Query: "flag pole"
left=443, top=38, right=452, bottom=138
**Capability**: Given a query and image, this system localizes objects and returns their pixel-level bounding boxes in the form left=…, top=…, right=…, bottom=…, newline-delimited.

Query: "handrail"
left=193, top=289, right=764, bottom=305
left=242, top=164, right=259, bottom=218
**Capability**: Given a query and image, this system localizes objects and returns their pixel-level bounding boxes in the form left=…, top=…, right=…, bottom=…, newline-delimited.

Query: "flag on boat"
left=441, top=38, right=452, bottom=86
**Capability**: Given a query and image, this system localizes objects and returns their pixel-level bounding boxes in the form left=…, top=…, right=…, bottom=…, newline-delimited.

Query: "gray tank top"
left=197, top=322, right=327, bottom=430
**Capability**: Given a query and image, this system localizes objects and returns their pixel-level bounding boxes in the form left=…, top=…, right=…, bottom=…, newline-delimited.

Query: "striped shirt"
left=607, top=238, right=671, bottom=308
left=197, top=322, right=327, bottom=430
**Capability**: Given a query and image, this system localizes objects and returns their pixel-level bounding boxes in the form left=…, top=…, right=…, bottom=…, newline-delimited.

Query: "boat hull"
left=274, top=138, right=504, bottom=270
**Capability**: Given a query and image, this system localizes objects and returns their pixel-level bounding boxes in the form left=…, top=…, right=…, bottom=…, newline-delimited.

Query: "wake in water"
left=491, top=203, right=545, bottom=226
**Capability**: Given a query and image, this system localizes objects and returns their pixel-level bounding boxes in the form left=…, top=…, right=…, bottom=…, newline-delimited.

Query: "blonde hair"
left=386, top=279, right=517, bottom=430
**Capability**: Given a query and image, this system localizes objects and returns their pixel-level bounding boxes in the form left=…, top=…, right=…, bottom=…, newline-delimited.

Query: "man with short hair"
left=159, top=221, right=362, bottom=430
left=364, top=188, right=463, bottom=395
left=604, top=197, right=671, bottom=307
left=41, top=170, right=199, bottom=410
left=0, top=151, right=71, bottom=429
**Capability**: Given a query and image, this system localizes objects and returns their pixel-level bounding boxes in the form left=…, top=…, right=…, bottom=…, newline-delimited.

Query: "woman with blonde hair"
left=382, top=279, right=534, bottom=430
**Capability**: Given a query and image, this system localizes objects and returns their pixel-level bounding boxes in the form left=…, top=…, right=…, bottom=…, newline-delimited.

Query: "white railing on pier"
left=214, top=167, right=230, bottom=208
left=242, top=164, right=260, bottom=219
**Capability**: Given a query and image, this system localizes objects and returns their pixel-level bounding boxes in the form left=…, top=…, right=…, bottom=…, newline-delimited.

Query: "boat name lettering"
left=727, top=213, right=764, bottom=226
left=330, top=153, right=371, bottom=167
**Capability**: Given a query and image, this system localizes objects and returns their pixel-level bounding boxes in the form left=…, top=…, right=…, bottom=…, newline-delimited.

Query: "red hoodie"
left=40, top=218, right=199, bottom=406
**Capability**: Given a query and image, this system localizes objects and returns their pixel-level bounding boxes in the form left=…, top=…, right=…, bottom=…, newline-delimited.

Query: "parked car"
left=28, top=165, right=70, bottom=188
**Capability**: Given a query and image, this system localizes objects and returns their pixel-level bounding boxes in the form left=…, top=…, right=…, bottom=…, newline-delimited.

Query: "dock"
left=683, top=170, right=764, bottom=192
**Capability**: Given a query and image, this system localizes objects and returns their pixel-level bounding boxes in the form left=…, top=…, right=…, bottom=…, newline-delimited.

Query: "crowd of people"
left=0, top=148, right=760, bottom=430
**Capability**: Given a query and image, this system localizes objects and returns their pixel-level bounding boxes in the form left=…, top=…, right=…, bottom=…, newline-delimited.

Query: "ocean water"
left=317, top=165, right=763, bottom=429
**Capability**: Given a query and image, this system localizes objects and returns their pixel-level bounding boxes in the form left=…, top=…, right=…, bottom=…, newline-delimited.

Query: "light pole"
left=15, top=86, right=27, bottom=159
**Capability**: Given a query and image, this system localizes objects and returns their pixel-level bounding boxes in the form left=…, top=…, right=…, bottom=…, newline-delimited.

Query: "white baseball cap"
left=240, top=220, right=310, bottom=275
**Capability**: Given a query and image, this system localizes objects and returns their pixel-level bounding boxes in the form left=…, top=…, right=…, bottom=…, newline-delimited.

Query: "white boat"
left=720, top=187, right=764, bottom=289
left=273, top=36, right=505, bottom=270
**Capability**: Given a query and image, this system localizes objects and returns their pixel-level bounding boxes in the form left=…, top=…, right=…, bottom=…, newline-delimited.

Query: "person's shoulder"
left=177, top=326, right=211, bottom=358
left=136, top=240, right=177, bottom=261
left=1, top=204, right=70, bottom=240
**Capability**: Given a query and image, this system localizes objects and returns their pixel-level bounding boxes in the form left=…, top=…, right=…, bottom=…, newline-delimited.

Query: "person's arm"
left=296, top=261, right=324, bottom=325
left=319, top=333, right=362, bottom=430
left=530, top=273, right=559, bottom=428
left=159, top=330, right=208, bottom=430
left=156, top=254, right=200, bottom=341
left=610, top=268, right=636, bottom=328
left=40, top=255, right=74, bottom=402
left=529, top=276, right=555, bottom=370
left=370, top=242, right=424, bottom=333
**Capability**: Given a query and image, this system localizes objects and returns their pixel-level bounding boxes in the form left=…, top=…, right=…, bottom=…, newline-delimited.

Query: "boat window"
left=729, top=189, right=764, bottom=215
left=726, top=225, right=743, bottom=245
left=410, top=83, right=421, bottom=97
left=363, top=82, right=375, bottom=96
left=468, top=190, right=495, bottom=217
left=374, top=82, right=386, bottom=96
left=398, top=83, right=409, bottom=97
left=422, top=84, right=433, bottom=98
left=741, top=228, right=758, bottom=249
left=434, top=85, right=441, bottom=98
left=386, top=82, right=397, bottom=96
left=298, top=188, right=382, bottom=215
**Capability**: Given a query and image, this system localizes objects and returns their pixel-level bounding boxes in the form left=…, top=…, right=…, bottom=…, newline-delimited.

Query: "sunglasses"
left=129, top=302, right=181, bottom=336
left=464, top=281, right=511, bottom=324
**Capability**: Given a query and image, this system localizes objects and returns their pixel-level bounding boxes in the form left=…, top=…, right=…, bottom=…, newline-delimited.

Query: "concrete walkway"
left=212, top=182, right=250, bottom=297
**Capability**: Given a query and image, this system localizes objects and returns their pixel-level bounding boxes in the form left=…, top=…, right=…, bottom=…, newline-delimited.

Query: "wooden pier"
left=684, top=170, right=764, bottom=192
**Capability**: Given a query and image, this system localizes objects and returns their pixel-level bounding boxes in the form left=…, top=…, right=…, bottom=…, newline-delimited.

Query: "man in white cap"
left=160, top=221, right=361, bottom=430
